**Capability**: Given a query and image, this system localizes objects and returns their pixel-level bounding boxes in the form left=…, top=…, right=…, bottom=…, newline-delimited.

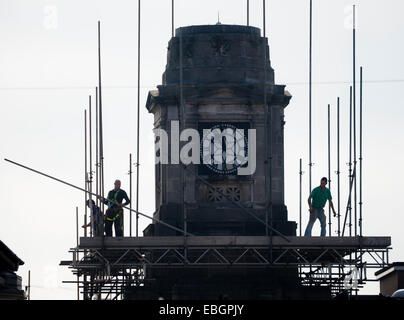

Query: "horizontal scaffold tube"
left=4, top=158, right=194, bottom=237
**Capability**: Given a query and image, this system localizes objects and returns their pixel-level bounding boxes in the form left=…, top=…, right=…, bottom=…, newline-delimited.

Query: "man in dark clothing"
left=82, top=199, right=103, bottom=237
left=304, top=177, right=336, bottom=237
left=103, top=179, right=130, bottom=237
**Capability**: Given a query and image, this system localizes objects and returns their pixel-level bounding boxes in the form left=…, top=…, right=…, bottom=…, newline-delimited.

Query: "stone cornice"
left=146, top=83, right=292, bottom=113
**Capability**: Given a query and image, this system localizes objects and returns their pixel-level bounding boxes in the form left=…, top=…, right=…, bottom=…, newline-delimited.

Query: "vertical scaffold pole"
left=309, top=0, right=313, bottom=193
left=129, top=153, right=133, bottom=237
left=84, top=109, right=88, bottom=237
left=337, top=97, right=341, bottom=237
left=98, top=21, right=105, bottom=218
left=263, top=0, right=269, bottom=237
left=263, top=0, right=266, bottom=36
left=136, top=0, right=141, bottom=237
left=95, top=87, right=99, bottom=210
left=171, top=0, right=174, bottom=37
left=27, top=270, right=31, bottom=300
left=299, top=158, right=303, bottom=236
left=86, top=100, right=91, bottom=299
left=353, top=5, right=357, bottom=236
left=247, top=0, right=250, bottom=26
left=76, top=206, right=79, bottom=300
left=179, top=26, right=188, bottom=261
left=328, top=103, right=331, bottom=236
left=349, top=86, right=353, bottom=236
left=263, top=0, right=273, bottom=262
left=89, top=95, right=94, bottom=237
left=359, top=66, right=363, bottom=236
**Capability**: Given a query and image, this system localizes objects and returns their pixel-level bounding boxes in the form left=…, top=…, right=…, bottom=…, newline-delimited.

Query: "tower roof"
left=175, top=24, right=261, bottom=37
left=163, top=24, right=274, bottom=86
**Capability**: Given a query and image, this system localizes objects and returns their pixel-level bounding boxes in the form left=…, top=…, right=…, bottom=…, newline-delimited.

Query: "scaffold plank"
left=78, top=236, right=391, bottom=249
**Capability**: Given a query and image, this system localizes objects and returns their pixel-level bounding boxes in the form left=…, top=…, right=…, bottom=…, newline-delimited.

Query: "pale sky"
left=0, top=0, right=403, bottom=299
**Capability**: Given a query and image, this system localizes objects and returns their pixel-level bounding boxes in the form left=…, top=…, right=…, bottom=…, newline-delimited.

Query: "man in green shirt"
left=304, top=177, right=336, bottom=237
left=103, top=179, right=130, bottom=237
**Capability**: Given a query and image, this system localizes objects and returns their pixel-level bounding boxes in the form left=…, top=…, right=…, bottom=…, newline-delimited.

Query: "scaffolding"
left=59, top=1, right=378, bottom=300
left=60, top=236, right=391, bottom=299
left=3, top=1, right=393, bottom=301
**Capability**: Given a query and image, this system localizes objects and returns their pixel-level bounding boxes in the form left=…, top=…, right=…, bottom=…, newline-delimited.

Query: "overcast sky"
left=1, top=0, right=403, bottom=299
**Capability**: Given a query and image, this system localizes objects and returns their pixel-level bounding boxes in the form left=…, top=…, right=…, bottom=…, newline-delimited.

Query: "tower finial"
left=216, top=11, right=221, bottom=25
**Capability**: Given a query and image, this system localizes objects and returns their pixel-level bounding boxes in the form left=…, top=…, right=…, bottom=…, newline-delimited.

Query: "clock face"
left=198, top=122, right=249, bottom=175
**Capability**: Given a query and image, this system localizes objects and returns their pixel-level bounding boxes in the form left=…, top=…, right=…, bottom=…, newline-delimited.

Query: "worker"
left=304, top=177, right=337, bottom=237
left=103, top=179, right=130, bottom=237
left=82, top=199, right=103, bottom=237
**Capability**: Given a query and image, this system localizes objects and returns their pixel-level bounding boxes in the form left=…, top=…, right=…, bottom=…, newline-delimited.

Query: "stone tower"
left=144, top=24, right=296, bottom=237
left=127, top=24, right=325, bottom=300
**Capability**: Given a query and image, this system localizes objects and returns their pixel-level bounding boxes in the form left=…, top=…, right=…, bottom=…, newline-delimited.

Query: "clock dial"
left=199, top=122, right=249, bottom=175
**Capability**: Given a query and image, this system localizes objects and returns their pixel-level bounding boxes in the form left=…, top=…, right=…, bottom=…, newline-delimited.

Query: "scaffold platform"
left=61, top=236, right=391, bottom=299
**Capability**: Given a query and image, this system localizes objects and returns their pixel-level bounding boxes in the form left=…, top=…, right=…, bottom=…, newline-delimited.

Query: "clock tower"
left=144, top=24, right=296, bottom=237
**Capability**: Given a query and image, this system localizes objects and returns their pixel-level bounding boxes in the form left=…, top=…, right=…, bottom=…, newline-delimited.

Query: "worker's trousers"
left=105, top=210, right=123, bottom=237
left=304, top=208, right=326, bottom=237
left=92, top=215, right=104, bottom=237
